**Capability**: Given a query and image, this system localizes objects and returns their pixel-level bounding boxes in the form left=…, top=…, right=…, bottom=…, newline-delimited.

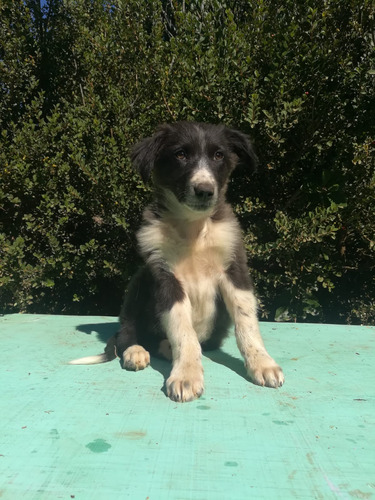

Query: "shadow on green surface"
left=150, top=357, right=171, bottom=397
left=76, top=322, right=119, bottom=343
left=75, top=321, right=171, bottom=396
left=204, top=350, right=248, bottom=381
left=75, top=322, right=250, bottom=396
left=150, top=352, right=250, bottom=399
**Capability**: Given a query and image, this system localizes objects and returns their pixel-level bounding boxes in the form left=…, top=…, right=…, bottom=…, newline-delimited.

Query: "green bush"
left=1, top=0, right=374, bottom=323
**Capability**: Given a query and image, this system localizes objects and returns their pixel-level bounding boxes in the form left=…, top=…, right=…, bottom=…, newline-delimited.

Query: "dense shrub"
left=1, top=0, right=374, bottom=323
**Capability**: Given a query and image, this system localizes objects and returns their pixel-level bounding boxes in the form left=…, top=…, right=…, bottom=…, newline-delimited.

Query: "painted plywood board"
left=0, top=314, right=374, bottom=499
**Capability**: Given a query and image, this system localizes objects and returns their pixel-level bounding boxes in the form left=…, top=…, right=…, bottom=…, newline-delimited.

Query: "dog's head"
left=131, top=122, right=257, bottom=216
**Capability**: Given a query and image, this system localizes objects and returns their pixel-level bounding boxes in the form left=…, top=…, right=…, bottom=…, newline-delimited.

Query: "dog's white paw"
left=246, top=355, right=284, bottom=388
left=166, top=364, right=204, bottom=402
left=122, top=345, right=150, bottom=371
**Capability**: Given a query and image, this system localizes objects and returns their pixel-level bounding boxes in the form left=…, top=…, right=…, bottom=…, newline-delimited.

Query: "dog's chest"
left=163, top=218, right=237, bottom=338
left=138, top=214, right=238, bottom=338
left=162, top=218, right=233, bottom=273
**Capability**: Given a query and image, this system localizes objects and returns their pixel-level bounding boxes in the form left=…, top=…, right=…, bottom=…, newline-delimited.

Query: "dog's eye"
left=175, top=150, right=187, bottom=160
left=214, top=151, right=224, bottom=161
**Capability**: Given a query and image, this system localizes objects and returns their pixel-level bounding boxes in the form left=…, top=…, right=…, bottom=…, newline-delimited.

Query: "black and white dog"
left=70, top=122, right=284, bottom=402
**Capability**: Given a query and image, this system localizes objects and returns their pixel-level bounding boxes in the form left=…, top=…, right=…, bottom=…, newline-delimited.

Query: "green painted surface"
left=0, top=314, right=374, bottom=500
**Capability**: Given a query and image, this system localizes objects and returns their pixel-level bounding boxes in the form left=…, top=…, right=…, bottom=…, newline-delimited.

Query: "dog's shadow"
left=204, top=349, right=248, bottom=380
left=75, top=323, right=250, bottom=396
left=76, top=322, right=118, bottom=343
left=151, top=350, right=249, bottom=397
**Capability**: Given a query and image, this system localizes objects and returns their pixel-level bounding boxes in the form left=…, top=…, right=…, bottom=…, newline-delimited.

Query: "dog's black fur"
left=70, top=122, right=284, bottom=402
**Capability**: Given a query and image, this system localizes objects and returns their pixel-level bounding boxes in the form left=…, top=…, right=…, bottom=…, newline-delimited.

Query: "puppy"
left=70, top=122, right=284, bottom=402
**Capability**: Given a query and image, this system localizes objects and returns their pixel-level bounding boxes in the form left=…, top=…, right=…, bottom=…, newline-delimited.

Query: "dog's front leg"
left=220, top=274, right=284, bottom=388
left=161, top=297, right=204, bottom=402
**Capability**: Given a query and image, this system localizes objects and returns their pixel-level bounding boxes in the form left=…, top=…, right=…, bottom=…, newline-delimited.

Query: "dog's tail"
left=69, top=335, right=118, bottom=365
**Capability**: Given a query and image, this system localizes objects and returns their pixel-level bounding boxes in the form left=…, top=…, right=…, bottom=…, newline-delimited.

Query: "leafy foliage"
left=1, top=0, right=374, bottom=323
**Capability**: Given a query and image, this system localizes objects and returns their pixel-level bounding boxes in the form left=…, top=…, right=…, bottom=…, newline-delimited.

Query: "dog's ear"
left=131, top=127, right=168, bottom=183
left=225, top=128, right=258, bottom=171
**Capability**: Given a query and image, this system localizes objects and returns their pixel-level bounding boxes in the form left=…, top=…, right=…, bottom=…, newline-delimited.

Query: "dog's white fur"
left=142, top=210, right=284, bottom=400
left=139, top=215, right=237, bottom=341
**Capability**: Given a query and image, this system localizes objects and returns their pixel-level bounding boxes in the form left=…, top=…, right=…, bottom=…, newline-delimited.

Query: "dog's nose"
left=193, top=183, right=215, bottom=201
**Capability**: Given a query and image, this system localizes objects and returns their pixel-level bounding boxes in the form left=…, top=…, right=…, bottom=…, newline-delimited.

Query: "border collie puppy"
left=70, top=122, right=284, bottom=402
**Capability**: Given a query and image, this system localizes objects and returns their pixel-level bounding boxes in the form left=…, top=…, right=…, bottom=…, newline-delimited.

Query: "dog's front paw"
left=166, top=364, right=204, bottom=402
left=122, top=345, right=150, bottom=371
left=246, top=355, right=284, bottom=388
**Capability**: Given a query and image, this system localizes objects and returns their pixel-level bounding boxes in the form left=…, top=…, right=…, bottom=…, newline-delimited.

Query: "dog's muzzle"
left=193, top=182, right=215, bottom=202
left=186, top=181, right=217, bottom=211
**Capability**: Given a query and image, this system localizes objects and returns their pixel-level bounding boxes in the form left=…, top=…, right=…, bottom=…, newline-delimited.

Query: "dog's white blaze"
left=190, top=164, right=216, bottom=187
